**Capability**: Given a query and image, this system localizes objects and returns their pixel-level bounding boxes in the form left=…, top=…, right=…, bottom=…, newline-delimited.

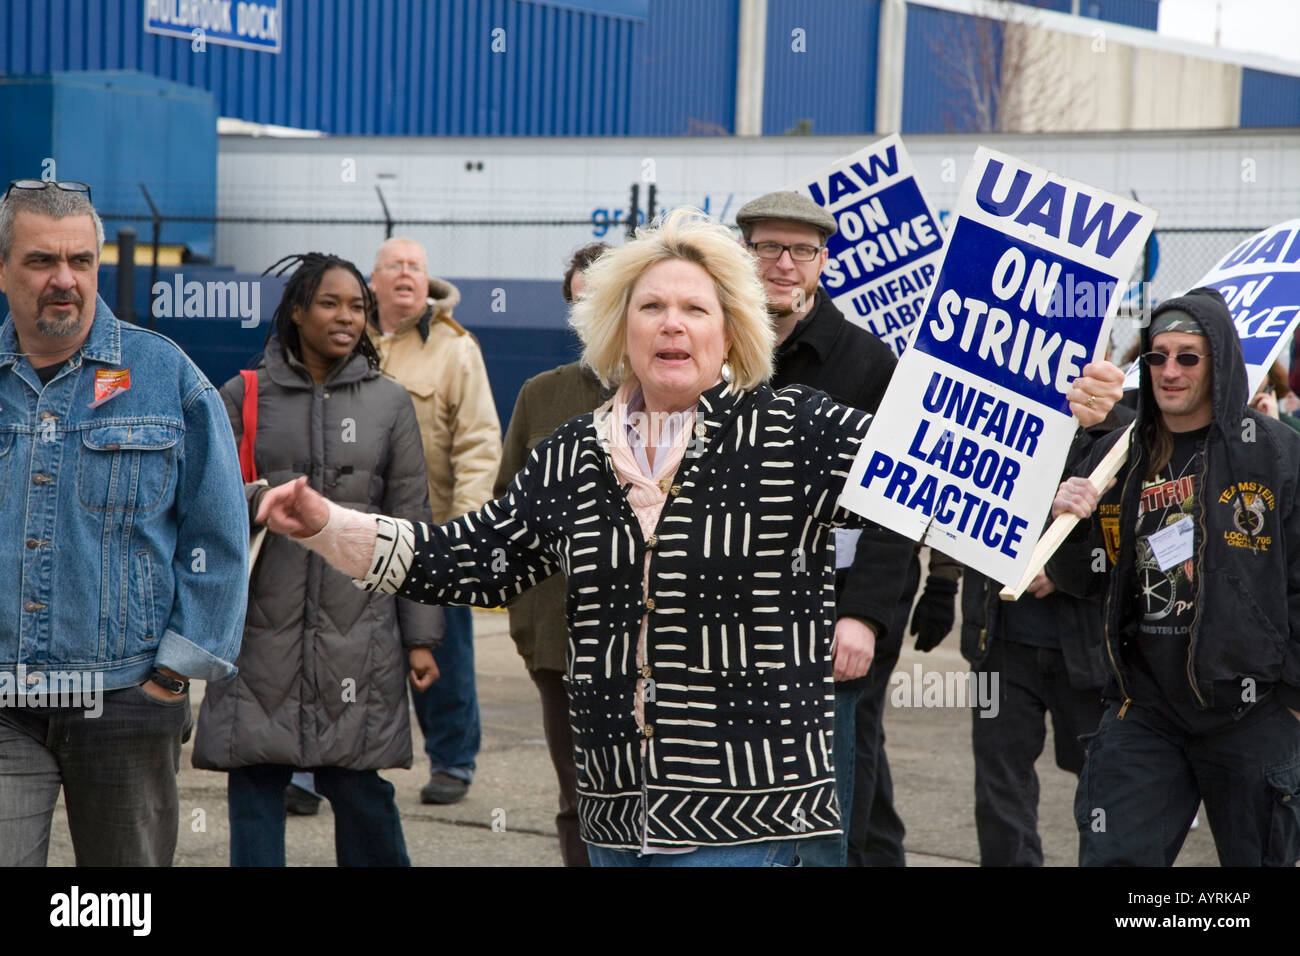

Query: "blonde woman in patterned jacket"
left=256, top=209, right=1120, bottom=866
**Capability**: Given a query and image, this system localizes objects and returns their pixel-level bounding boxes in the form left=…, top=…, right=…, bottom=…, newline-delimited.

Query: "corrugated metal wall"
left=762, top=0, right=879, bottom=135
left=1080, top=0, right=1160, bottom=30
left=0, top=0, right=648, bottom=135
left=1003, top=0, right=1159, bottom=30
left=634, top=0, right=738, bottom=135
left=6, top=0, right=1292, bottom=138
left=0, top=70, right=217, bottom=256
left=1240, top=68, right=1300, bottom=128
left=902, top=4, right=999, bottom=133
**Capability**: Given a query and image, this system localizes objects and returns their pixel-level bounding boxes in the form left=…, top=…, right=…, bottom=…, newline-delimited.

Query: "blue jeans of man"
left=0, top=685, right=191, bottom=866
left=227, top=763, right=410, bottom=866
left=847, top=639, right=908, bottom=866
left=411, top=605, right=480, bottom=782
left=587, top=840, right=797, bottom=866
left=795, top=683, right=862, bottom=867
left=847, top=551, right=919, bottom=866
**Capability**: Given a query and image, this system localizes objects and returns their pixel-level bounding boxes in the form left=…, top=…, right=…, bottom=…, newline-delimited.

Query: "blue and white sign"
left=839, top=147, right=1157, bottom=586
left=1122, top=218, right=1300, bottom=395
left=144, top=0, right=282, bottom=53
left=792, top=134, right=946, bottom=357
left=1202, top=219, right=1300, bottom=393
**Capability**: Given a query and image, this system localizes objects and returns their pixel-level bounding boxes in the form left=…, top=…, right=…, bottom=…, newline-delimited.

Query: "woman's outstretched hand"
left=255, top=476, right=330, bottom=538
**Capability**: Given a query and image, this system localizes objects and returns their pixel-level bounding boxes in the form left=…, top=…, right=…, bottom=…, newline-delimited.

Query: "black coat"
left=772, top=288, right=897, bottom=417
left=772, top=289, right=915, bottom=675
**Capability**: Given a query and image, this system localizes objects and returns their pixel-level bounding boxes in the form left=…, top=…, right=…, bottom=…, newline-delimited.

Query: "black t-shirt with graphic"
left=1125, top=426, right=1274, bottom=732
left=1133, top=426, right=1204, bottom=666
left=1124, top=427, right=1213, bottom=730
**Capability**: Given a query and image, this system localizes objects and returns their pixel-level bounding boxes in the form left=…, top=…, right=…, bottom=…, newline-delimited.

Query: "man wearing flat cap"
left=1049, top=287, right=1300, bottom=867
left=735, top=191, right=929, bottom=866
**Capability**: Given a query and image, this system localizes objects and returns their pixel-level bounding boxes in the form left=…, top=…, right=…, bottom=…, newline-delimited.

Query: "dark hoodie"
left=1049, top=288, right=1300, bottom=723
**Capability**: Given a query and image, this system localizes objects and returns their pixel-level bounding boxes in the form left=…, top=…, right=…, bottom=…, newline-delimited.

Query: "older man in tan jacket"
left=369, top=237, right=502, bottom=804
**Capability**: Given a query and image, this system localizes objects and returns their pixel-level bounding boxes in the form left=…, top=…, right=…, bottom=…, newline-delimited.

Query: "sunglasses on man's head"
left=4, top=179, right=93, bottom=202
left=1141, top=351, right=1206, bottom=367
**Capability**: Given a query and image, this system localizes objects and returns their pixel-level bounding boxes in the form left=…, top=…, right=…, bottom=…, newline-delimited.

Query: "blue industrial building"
left=4, top=0, right=1294, bottom=139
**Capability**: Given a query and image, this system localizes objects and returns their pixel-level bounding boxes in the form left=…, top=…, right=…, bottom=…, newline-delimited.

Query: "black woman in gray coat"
left=192, top=253, right=444, bottom=866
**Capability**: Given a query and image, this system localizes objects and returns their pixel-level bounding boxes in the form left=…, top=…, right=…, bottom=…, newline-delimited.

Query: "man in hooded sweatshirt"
left=1050, top=287, right=1300, bottom=867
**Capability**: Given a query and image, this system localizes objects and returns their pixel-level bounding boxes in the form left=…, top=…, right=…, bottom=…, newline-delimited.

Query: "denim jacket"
left=0, top=297, right=248, bottom=692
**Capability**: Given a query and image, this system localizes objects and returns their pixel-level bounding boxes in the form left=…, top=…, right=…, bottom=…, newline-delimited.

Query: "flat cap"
left=735, top=191, right=837, bottom=239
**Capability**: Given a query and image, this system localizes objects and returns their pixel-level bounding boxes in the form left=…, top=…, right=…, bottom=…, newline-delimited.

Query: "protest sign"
left=1200, top=219, right=1300, bottom=391
left=838, top=147, right=1157, bottom=586
left=1121, top=218, right=1300, bottom=395
left=790, top=134, right=946, bottom=356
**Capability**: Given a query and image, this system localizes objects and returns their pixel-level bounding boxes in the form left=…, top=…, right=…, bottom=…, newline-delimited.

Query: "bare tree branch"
left=924, top=0, right=1091, bottom=133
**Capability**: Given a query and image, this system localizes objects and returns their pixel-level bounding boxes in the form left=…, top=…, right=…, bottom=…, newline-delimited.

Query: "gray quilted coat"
left=192, top=339, right=443, bottom=771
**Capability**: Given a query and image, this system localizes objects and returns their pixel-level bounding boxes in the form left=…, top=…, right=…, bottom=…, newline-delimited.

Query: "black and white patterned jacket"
left=361, top=379, right=892, bottom=848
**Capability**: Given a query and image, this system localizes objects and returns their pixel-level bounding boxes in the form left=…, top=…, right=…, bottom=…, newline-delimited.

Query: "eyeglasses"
left=746, top=240, right=823, bottom=263
left=1141, top=351, right=1206, bottom=367
left=376, top=260, right=426, bottom=276
left=5, top=179, right=93, bottom=203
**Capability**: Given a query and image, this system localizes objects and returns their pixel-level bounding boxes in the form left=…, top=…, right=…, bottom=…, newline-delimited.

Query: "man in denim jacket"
left=0, top=181, right=248, bottom=866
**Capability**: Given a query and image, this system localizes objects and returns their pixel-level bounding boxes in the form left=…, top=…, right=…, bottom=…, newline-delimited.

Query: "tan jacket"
left=369, top=277, right=502, bottom=523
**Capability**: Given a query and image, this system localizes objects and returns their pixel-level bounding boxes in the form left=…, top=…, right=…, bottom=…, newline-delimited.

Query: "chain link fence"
left=97, top=204, right=1272, bottom=368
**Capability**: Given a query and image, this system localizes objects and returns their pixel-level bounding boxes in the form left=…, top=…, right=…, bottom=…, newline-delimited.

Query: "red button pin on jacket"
left=89, top=368, right=131, bottom=408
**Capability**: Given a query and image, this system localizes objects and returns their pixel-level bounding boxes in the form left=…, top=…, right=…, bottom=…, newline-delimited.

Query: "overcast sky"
left=1158, top=0, right=1300, bottom=64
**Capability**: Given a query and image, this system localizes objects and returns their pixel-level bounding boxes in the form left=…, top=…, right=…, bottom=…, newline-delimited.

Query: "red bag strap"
left=238, top=369, right=259, bottom=483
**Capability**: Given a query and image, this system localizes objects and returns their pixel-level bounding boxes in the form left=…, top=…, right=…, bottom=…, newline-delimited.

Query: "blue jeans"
left=411, top=605, right=480, bottom=782
left=0, top=684, right=191, bottom=866
left=588, top=840, right=797, bottom=867
left=228, top=764, right=410, bottom=867
left=795, top=683, right=862, bottom=867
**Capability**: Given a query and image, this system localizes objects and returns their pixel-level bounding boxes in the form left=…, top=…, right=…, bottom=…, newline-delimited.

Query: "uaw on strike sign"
left=839, top=147, right=1156, bottom=586
left=1122, top=218, right=1300, bottom=394
left=792, top=134, right=946, bottom=356
left=1210, top=219, right=1300, bottom=390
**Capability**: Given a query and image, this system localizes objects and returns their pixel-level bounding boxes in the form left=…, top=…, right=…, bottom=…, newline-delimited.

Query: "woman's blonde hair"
left=569, top=207, right=775, bottom=391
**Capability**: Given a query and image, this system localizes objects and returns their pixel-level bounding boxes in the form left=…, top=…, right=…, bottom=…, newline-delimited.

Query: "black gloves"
left=910, top=576, right=958, bottom=652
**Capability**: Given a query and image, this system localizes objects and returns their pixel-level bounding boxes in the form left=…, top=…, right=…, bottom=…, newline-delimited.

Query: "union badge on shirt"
left=89, top=368, right=131, bottom=408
